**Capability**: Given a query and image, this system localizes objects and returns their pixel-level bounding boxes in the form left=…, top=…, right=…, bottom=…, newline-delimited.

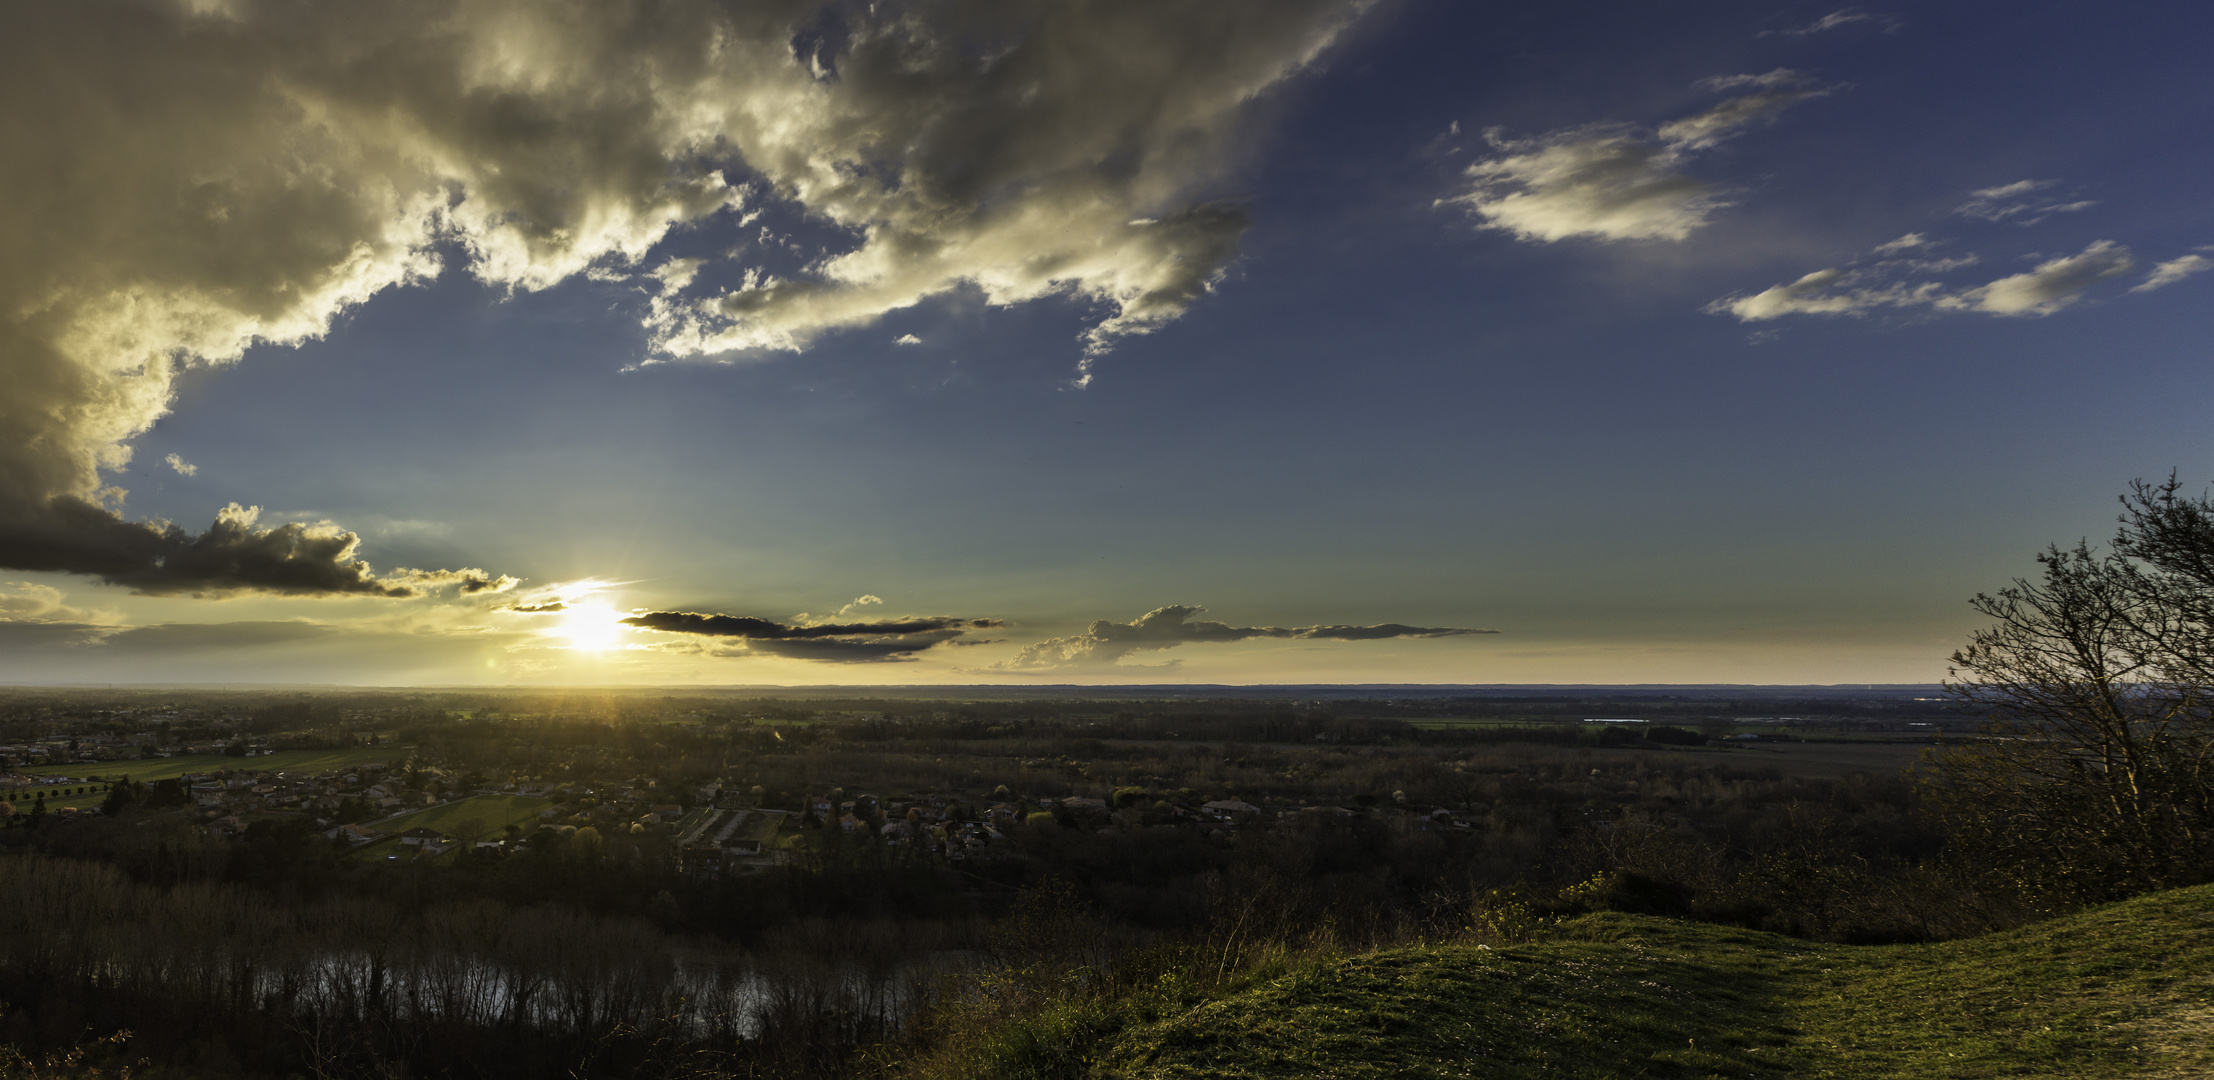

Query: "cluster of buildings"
left=675, top=807, right=788, bottom=878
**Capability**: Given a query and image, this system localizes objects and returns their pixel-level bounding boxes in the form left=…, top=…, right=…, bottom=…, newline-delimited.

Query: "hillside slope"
left=985, top=884, right=2214, bottom=1079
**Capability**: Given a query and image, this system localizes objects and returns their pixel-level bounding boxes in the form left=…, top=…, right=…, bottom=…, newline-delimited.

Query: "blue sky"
left=2, top=0, right=2210, bottom=685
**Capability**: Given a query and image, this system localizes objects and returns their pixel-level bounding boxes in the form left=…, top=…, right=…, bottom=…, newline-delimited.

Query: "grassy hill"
left=956, top=883, right=2214, bottom=1079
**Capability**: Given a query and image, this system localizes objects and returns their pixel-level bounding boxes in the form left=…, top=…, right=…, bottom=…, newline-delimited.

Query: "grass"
left=2, top=784, right=114, bottom=812
left=347, top=794, right=552, bottom=862
left=23, top=746, right=404, bottom=783
left=950, top=883, right=2214, bottom=1080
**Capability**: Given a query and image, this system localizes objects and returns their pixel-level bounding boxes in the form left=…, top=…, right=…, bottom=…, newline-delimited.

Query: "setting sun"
left=555, top=603, right=625, bottom=652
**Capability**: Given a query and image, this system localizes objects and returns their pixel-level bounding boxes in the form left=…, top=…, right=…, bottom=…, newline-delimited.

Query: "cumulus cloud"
left=2132, top=253, right=2213, bottom=293
left=1446, top=71, right=1835, bottom=243
left=620, top=608, right=1005, bottom=663
left=164, top=454, right=198, bottom=477
left=3, top=1, right=1370, bottom=596
left=1711, top=239, right=2135, bottom=321
left=991, top=604, right=1497, bottom=671
left=1954, top=180, right=2097, bottom=225
left=892, top=334, right=923, bottom=346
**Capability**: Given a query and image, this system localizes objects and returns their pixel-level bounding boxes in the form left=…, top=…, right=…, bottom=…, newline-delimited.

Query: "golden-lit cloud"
left=0, top=0, right=1371, bottom=596
left=1445, top=71, right=1836, bottom=244
left=1713, top=238, right=2141, bottom=320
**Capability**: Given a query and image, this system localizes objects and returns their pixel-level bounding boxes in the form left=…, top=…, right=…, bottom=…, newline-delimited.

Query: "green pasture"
left=1402, top=717, right=1619, bottom=730
left=1, top=781, right=114, bottom=813
left=347, top=793, right=551, bottom=862
left=24, top=746, right=404, bottom=783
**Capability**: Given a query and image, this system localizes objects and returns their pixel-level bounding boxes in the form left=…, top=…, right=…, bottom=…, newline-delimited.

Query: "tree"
left=1940, top=479, right=2214, bottom=908
left=101, top=777, right=143, bottom=816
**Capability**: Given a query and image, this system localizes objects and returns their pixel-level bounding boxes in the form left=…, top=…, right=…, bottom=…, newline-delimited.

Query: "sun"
left=555, top=602, right=625, bottom=651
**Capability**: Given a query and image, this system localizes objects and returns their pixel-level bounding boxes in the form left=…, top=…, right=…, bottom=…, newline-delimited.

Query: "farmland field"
left=2, top=782, right=114, bottom=812
left=24, top=747, right=405, bottom=783
left=348, top=793, right=553, bottom=861
left=1696, top=740, right=1935, bottom=779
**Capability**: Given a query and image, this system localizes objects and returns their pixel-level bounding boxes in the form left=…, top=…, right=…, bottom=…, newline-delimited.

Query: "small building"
left=675, top=808, right=790, bottom=879
left=331, top=823, right=380, bottom=846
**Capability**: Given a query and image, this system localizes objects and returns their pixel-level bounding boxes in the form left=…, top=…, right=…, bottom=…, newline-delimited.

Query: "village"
left=3, top=740, right=1490, bottom=880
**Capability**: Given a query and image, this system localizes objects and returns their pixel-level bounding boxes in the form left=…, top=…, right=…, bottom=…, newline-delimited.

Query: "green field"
left=948, top=882, right=2214, bottom=1080
left=1, top=782, right=114, bottom=812
left=24, top=747, right=404, bottom=783
left=348, top=794, right=552, bottom=861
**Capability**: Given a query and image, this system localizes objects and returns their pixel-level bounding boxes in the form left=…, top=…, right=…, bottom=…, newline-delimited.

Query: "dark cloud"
left=0, top=499, right=458, bottom=598
left=994, top=605, right=1497, bottom=670
left=745, top=630, right=971, bottom=664
left=453, top=572, right=521, bottom=595
left=508, top=601, right=569, bottom=613
left=620, top=611, right=1002, bottom=639
left=621, top=609, right=1003, bottom=663
left=1298, top=623, right=1493, bottom=641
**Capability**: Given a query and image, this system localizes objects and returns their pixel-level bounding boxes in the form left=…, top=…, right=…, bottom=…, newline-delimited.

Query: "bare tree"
left=1941, top=482, right=2214, bottom=908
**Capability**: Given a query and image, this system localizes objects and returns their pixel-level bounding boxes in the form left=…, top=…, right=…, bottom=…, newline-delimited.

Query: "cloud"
left=1446, top=72, right=1835, bottom=243
left=2, top=1, right=1372, bottom=594
left=1763, top=9, right=1901, bottom=37
left=1711, top=239, right=2134, bottom=320
left=892, top=334, right=923, bottom=346
left=1954, top=180, right=2097, bottom=225
left=1710, top=268, right=1942, bottom=320
left=991, top=604, right=1497, bottom=670
left=1940, top=241, right=2135, bottom=315
left=1872, top=233, right=1932, bottom=255
left=828, top=595, right=885, bottom=619
left=507, top=601, right=568, bottom=614
left=0, top=501, right=491, bottom=598
left=0, top=581, right=102, bottom=625
left=164, top=454, right=198, bottom=477
left=2132, top=253, right=2213, bottom=293
left=619, top=608, right=1005, bottom=663
left=101, top=620, right=337, bottom=652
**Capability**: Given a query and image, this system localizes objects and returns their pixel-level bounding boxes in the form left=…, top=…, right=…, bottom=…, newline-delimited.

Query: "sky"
left=1, top=0, right=2210, bottom=687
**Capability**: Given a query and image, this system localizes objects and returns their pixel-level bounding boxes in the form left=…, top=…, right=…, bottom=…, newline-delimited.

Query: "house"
left=331, top=824, right=380, bottom=846
left=397, top=827, right=454, bottom=853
